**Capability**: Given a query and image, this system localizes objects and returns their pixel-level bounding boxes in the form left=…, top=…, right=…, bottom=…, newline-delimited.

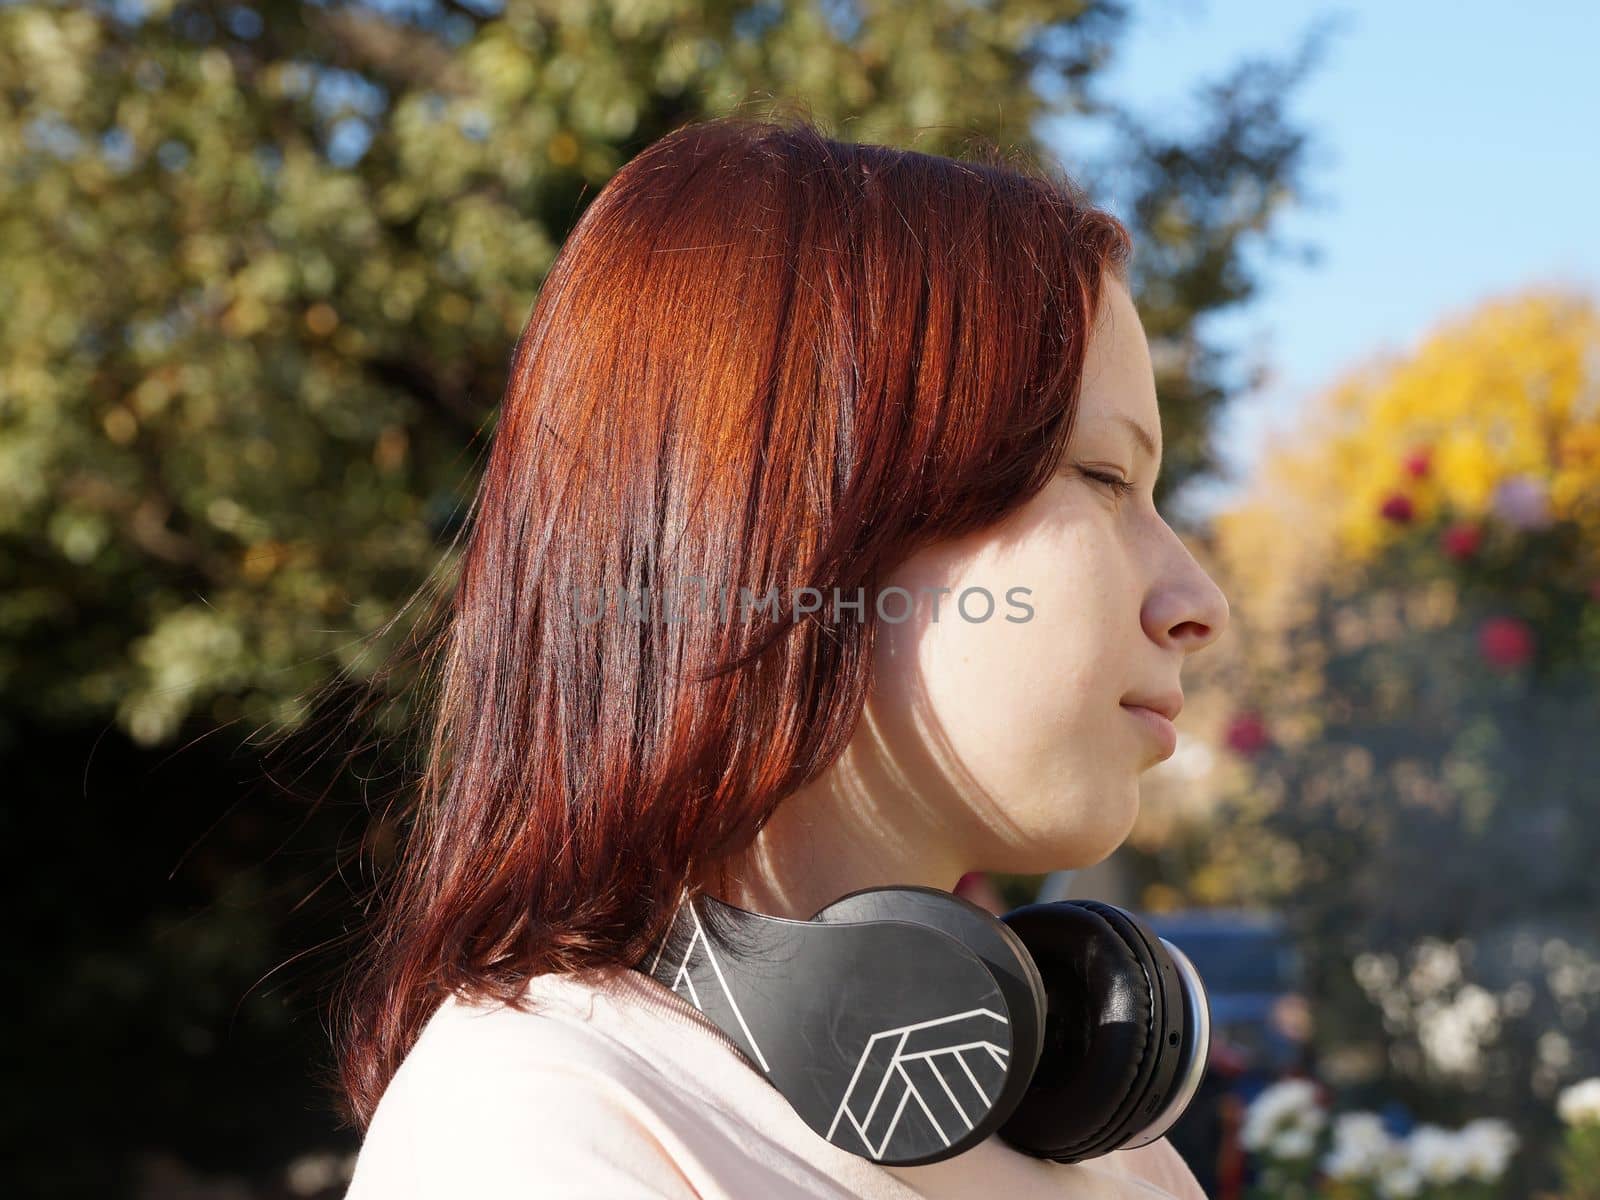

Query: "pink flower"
left=1442, top=521, right=1482, bottom=562
left=1403, top=447, right=1432, bottom=479
left=1224, top=710, right=1271, bottom=757
left=1379, top=492, right=1415, bottom=523
left=1478, top=616, right=1536, bottom=671
left=1491, top=475, right=1553, bottom=530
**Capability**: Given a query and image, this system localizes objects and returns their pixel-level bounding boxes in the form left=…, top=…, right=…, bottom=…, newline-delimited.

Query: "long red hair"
left=332, top=112, right=1131, bottom=1130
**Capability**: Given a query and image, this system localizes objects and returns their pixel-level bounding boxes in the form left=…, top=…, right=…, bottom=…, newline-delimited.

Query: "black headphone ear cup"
left=1059, top=900, right=1186, bottom=1158
left=995, top=899, right=1186, bottom=1162
left=811, top=886, right=1046, bottom=1133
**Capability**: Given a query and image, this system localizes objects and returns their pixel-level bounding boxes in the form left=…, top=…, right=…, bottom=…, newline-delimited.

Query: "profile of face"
left=714, top=272, right=1232, bottom=919
left=861, top=273, right=1231, bottom=876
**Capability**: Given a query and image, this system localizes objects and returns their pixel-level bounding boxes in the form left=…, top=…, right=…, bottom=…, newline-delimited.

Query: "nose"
left=1141, top=524, right=1230, bottom=655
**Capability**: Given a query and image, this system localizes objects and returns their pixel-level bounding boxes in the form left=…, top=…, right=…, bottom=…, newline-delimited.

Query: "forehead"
left=1074, top=278, right=1161, bottom=453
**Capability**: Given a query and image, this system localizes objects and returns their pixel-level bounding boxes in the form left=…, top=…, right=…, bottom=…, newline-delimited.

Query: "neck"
left=695, top=726, right=975, bottom=922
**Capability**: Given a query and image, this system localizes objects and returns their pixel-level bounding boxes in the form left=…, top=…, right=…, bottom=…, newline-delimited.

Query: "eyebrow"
left=1115, top=414, right=1162, bottom=465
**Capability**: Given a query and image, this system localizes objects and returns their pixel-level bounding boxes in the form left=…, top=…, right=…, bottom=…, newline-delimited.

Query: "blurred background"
left=2, top=1, right=1595, bottom=1196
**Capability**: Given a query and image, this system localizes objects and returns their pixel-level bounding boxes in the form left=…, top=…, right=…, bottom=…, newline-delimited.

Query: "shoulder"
left=344, top=982, right=703, bottom=1198
left=345, top=970, right=928, bottom=1200
left=1105, top=1137, right=1210, bottom=1200
left=392, top=977, right=648, bottom=1089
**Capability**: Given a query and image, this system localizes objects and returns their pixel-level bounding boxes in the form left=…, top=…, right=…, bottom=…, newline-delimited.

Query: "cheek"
left=870, top=532, right=1115, bottom=760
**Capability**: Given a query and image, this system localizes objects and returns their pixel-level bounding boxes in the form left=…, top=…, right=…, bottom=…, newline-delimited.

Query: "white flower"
left=1271, top=1124, right=1319, bottom=1160
left=1377, top=1162, right=1423, bottom=1199
left=1457, top=1117, right=1519, bottom=1181
left=1557, top=1077, right=1600, bottom=1126
left=1406, top=1123, right=1470, bottom=1185
left=1322, top=1111, right=1398, bottom=1181
left=1240, top=1079, right=1323, bottom=1152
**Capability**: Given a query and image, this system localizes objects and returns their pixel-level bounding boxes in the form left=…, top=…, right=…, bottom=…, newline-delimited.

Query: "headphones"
left=636, top=884, right=1211, bottom=1167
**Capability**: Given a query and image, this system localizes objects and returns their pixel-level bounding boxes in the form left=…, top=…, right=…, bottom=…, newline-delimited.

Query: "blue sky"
left=1045, top=0, right=1600, bottom=518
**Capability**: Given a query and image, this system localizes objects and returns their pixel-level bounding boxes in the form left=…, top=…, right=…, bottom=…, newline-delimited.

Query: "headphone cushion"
left=995, top=900, right=1161, bottom=1160
left=1057, top=900, right=1182, bottom=1158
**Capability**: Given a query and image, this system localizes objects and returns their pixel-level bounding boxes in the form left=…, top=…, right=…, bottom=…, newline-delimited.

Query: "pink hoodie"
left=345, top=966, right=1209, bottom=1199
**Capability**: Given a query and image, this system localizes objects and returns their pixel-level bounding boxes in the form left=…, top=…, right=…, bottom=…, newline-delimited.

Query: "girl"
left=339, top=113, right=1229, bottom=1198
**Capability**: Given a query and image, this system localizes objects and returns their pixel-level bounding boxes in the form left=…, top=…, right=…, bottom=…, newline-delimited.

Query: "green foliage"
left=1557, top=1123, right=1600, bottom=1200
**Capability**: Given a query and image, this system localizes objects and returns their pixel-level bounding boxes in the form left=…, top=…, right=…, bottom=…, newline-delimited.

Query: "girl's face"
left=865, top=274, right=1231, bottom=875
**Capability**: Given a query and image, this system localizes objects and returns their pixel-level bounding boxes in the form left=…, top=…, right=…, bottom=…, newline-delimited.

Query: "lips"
left=1121, top=690, right=1184, bottom=722
left=1122, top=702, right=1178, bottom=760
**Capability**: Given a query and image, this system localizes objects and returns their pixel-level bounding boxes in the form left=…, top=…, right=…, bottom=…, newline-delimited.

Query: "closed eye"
left=1077, top=465, right=1138, bottom=499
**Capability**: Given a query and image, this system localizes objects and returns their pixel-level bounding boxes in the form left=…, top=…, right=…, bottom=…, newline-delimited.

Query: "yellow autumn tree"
left=1213, top=286, right=1600, bottom=637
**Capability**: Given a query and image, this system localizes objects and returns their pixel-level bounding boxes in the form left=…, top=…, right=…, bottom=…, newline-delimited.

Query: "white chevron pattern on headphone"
left=824, top=1008, right=1011, bottom=1160
left=653, top=897, right=773, bottom=1073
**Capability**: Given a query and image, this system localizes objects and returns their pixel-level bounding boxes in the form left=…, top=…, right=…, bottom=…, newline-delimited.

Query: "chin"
left=1000, top=793, right=1140, bottom=875
left=1058, top=782, right=1141, bottom=869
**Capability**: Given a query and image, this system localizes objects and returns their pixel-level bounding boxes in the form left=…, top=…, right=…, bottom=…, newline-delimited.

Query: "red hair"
left=332, top=112, right=1131, bottom=1130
